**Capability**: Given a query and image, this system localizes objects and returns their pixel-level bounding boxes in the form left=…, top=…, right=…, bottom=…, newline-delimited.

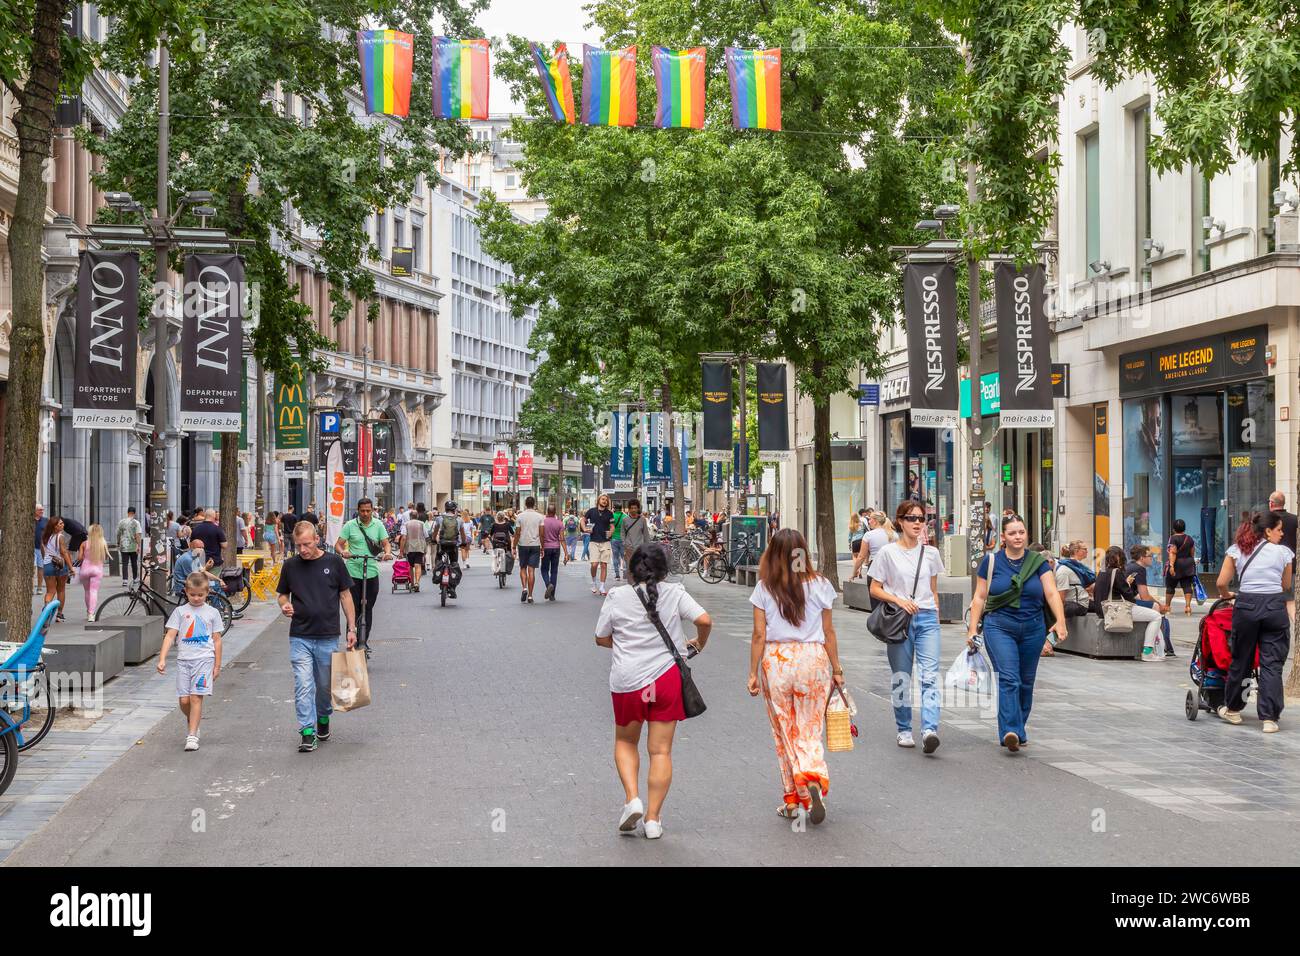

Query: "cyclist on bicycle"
left=432, top=501, right=464, bottom=598
left=172, top=544, right=221, bottom=598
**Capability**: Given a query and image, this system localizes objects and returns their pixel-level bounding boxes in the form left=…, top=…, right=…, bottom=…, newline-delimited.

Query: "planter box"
left=41, top=627, right=125, bottom=704
left=1056, top=615, right=1144, bottom=660
left=85, top=614, right=164, bottom=665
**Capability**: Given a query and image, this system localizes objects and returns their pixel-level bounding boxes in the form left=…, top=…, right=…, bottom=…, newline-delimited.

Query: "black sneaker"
left=298, top=731, right=317, bottom=753
left=521, top=588, right=528, bottom=603
left=316, top=718, right=331, bottom=741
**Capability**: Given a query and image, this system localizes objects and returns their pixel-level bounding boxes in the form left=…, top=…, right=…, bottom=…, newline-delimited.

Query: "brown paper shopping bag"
left=330, top=648, right=371, bottom=712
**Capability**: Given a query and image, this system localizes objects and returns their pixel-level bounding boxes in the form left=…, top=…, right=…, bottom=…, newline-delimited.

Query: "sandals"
left=776, top=803, right=801, bottom=819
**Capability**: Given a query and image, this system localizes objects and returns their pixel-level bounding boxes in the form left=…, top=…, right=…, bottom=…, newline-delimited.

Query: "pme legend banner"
left=180, top=254, right=245, bottom=432
left=994, top=262, right=1054, bottom=428
left=73, top=250, right=138, bottom=428
left=755, top=362, right=791, bottom=461
left=902, top=263, right=959, bottom=429
left=701, top=361, right=732, bottom=461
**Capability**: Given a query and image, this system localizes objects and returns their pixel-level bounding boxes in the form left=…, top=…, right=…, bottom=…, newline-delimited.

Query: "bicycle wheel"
left=698, top=553, right=727, bottom=584
left=0, top=712, right=17, bottom=796
left=206, top=593, right=233, bottom=633
left=14, top=667, right=53, bottom=752
left=91, top=591, right=148, bottom=622
left=228, top=584, right=252, bottom=613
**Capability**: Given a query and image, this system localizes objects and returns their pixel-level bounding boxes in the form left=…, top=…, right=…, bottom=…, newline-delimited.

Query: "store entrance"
left=1170, top=391, right=1227, bottom=573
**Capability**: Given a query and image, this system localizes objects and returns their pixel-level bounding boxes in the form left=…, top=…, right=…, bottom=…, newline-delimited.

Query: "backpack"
left=565, top=515, right=578, bottom=533
left=439, top=514, right=459, bottom=544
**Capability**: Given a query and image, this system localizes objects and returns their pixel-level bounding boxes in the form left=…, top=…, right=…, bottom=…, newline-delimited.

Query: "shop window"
left=1122, top=396, right=1166, bottom=574
left=1226, top=379, right=1275, bottom=535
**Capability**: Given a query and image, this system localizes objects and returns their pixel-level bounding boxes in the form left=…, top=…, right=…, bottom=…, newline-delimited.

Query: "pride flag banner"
left=581, top=45, right=637, bottom=127
left=530, top=43, right=575, bottom=124
left=356, top=30, right=414, bottom=117
left=433, top=37, right=489, bottom=120
left=725, top=47, right=781, bottom=130
left=651, top=46, right=705, bottom=129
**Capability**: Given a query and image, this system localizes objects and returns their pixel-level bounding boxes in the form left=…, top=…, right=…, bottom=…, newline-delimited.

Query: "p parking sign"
left=320, top=412, right=340, bottom=435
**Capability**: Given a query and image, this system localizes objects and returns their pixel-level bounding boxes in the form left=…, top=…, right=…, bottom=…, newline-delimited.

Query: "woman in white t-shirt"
left=1215, top=512, right=1295, bottom=731
left=851, top=510, right=894, bottom=581
left=746, top=528, right=844, bottom=825
left=868, top=500, right=946, bottom=754
left=595, top=545, right=711, bottom=840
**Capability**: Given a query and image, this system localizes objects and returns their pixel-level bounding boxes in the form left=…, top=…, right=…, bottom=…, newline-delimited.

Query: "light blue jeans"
left=611, top=538, right=625, bottom=578
left=885, top=609, right=941, bottom=734
left=290, top=636, right=338, bottom=732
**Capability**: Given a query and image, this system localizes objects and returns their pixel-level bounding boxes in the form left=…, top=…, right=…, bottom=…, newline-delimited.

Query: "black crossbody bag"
left=634, top=585, right=706, bottom=718
left=867, top=545, right=925, bottom=644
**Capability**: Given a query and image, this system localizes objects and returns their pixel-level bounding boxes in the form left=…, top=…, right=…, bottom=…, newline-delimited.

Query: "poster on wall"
left=180, top=254, right=245, bottom=431
left=902, top=263, right=959, bottom=429
left=994, top=262, right=1054, bottom=428
left=73, top=250, right=139, bottom=429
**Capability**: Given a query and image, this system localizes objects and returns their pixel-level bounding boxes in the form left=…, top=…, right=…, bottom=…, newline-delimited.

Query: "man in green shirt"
left=610, top=501, right=626, bottom=582
left=334, top=497, right=391, bottom=657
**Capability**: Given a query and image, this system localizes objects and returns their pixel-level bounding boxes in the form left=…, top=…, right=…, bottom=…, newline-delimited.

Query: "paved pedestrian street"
left=5, top=558, right=1300, bottom=867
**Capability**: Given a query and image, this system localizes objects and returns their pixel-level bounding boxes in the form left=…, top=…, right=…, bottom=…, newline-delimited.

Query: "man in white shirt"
left=513, top=496, right=546, bottom=604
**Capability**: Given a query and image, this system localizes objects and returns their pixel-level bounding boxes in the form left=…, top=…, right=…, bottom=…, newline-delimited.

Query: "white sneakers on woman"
left=643, top=820, right=663, bottom=839
left=618, top=797, right=643, bottom=833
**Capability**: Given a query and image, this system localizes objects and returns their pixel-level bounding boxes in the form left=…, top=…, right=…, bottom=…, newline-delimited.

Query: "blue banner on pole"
left=707, top=459, right=723, bottom=489
left=858, top=383, right=879, bottom=406
left=610, top=410, right=633, bottom=485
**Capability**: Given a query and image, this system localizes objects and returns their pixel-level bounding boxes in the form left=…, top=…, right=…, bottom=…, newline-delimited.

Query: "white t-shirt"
left=1226, top=542, right=1295, bottom=594
left=749, top=577, right=837, bottom=643
left=863, top=528, right=889, bottom=563
left=596, top=582, right=707, bottom=693
left=867, top=541, right=944, bottom=610
left=516, top=509, right=545, bottom=547
left=165, top=602, right=224, bottom=660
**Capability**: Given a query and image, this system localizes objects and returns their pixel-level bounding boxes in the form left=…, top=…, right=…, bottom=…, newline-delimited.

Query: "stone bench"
left=735, top=564, right=760, bottom=588
left=85, top=614, right=164, bottom=665
left=41, top=627, right=125, bottom=705
left=1056, top=614, right=1144, bottom=660
left=841, top=582, right=964, bottom=623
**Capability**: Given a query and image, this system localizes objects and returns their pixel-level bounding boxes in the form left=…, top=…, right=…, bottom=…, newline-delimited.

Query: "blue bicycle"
left=0, top=601, right=59, bottom=795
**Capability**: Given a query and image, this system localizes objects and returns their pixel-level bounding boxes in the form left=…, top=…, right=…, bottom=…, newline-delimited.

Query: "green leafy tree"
left=91, top=0, right=485, bottom=564
left=0, top=0, right=185, bottom=634
left=517, top=359, right=602, bottom=509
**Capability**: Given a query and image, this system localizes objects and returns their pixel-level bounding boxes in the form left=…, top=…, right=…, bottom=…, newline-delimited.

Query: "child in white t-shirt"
left=158, top=572, right=224, bottom=751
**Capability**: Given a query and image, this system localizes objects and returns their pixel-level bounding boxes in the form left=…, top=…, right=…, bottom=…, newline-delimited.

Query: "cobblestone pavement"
left=5, top=555, right=1299, bottom=866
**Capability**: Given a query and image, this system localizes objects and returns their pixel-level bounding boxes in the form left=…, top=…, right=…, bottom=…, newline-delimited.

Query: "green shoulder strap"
left=983, top=550, right=1047, bottom=614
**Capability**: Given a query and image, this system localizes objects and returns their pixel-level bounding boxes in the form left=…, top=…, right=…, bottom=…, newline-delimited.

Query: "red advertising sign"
left=492, top=444, right=510, bottom=488
left=517, top=443, right=535, bottom=486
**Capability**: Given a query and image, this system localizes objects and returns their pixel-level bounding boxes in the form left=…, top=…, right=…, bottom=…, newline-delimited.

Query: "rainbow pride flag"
left=433, top=37, right=490, bottom=120
left=530, top=43, right=575, bottom=124
left=581, top=45, right=637, bottom=127
left=356, top=30, right=414, bottom=117
left=725, top=47, right=781, bottom=130
left=651, top=46, right=706, bottom=129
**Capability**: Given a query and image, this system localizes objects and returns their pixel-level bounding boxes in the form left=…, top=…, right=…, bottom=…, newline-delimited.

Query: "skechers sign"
left=903, top=263, right=958, bottom=429
left=180, top=254, right=245, bottom=432
left=994, top=262, right=1054, bottom=428
left=73, top=250, right=138, bottom=429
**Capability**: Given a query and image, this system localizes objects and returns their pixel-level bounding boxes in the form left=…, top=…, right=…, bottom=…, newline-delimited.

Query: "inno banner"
left=903, top=263, right=959, bottom=429
left=181, top=254, right=245, bottom=432
left=756, top=362, right=791, bottom=461
left=700, top=361, right=732, bottom=462
left=994, top=262, right=1055, bottom=428
left=73, top=250, right=139, bottom=428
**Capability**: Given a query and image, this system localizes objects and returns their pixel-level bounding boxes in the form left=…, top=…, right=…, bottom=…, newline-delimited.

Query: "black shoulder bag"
left=866, top=545, right=925, bottom=644
left=633, top=585, right=706, bottom=718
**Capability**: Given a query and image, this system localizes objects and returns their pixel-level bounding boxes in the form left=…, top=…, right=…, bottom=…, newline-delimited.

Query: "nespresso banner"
left=181, top=254, right=245, bottom=432
left=756, top=362, right=791, bottom=461
left=74, top=250, right=139, bottom=428
left=903, top=263, right=959, bottom=429
left=994, top=262, right=1055, bottom=428
left=701, top=361, right=732, bottom=461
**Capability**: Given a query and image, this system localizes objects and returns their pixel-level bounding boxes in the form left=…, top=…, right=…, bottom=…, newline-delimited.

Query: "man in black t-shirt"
left=582, top=493, right=614, bottom=596
left=188, top=509, right=227, bottom=566
left=276, top=521, right=356, bottom=752
left=280, top=508, right=299, bottom=542
left=301, top=502, right=319, bottom=528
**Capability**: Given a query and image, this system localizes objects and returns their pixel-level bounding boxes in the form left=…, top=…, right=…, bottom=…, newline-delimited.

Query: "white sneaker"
left=922, top=730, right=941, bottom=754
left=618, top=797, right=644, bottom=833
left=897, top=731, right=915, bottom=748
left=591, top=584, right=599, bottom=594
left=184, top=735, right=199, bottom=751
left=643, top=819, right=663, bottom=840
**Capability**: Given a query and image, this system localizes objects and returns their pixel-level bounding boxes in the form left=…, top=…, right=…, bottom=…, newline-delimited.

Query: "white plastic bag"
left=945, top=647, right=994, bottom=698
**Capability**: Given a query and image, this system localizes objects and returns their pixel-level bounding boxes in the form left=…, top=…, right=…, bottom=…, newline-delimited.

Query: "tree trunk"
left=663, top=374, right=685, bottom=525
left=556, top=454, right=565, bottom=513
left=0, top=0, right=66, bottom=636
left=219, top=437, right=240, bottom=570
left=811, top=361, right=840, bottom=590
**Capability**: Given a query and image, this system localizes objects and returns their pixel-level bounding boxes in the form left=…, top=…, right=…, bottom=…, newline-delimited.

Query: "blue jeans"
left=611, top=538, right=625, bottom=578
left=581, top=533, right=590, bottom=560
left=981, top=611, right=1044, bottom=742
left=885, top=609, right=941, bottom=734
left=290, top=636, right=338, bottom=732
left=565, top=534, right=578, bottom=557
left=541, top=547, right=560, bottom=591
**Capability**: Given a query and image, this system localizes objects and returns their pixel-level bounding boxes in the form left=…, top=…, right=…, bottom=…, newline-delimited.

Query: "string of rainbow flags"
left=357, top=31, right=781, bottom=131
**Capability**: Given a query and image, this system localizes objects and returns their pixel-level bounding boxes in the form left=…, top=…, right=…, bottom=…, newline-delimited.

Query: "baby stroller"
left=391, top=558, right=413, bottom=593
left=1185, top=597, right=1259, bottom=720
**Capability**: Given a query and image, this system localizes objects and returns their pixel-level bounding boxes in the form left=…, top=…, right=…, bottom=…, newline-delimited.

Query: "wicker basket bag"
left=826, top=685, right=858, bottom=752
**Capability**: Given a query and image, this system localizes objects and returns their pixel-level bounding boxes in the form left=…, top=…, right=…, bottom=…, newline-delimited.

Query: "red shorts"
left=611, top=666, right=685, bottom=725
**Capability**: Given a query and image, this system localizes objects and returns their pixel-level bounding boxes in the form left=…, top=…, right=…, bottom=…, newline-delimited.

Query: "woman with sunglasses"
left=967, top=513, right=1069, bottom=752
left=868, top=501, right=946, bottom=753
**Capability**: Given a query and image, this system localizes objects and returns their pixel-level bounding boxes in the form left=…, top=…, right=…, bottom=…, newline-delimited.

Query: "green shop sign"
left=959, top=372, right=1000, bottom=418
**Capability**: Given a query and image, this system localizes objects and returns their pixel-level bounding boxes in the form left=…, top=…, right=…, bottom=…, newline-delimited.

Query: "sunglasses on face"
left=900, top=515, right=924, bottom=523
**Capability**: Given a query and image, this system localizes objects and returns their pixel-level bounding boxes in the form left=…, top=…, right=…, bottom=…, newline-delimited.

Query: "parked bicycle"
left=661, top=529, right=708, bottom=575
left=697, top=531, right=762, bottom=584
left=0, top=601, right=61, bottom=796
left=93, top=559, right=234, bottom=632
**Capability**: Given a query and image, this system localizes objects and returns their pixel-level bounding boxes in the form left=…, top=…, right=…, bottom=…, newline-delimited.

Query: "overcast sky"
left=471, top=0, right=601, bottom=113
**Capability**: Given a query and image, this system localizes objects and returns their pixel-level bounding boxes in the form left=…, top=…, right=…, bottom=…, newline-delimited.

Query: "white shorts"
left=590, top=541, right=612, bottom=565
left=177, top=657, right=214, bottom=697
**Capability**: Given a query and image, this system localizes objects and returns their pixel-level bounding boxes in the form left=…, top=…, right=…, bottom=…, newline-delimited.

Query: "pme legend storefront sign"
left=1119, top=326, right=1268, bottom=397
